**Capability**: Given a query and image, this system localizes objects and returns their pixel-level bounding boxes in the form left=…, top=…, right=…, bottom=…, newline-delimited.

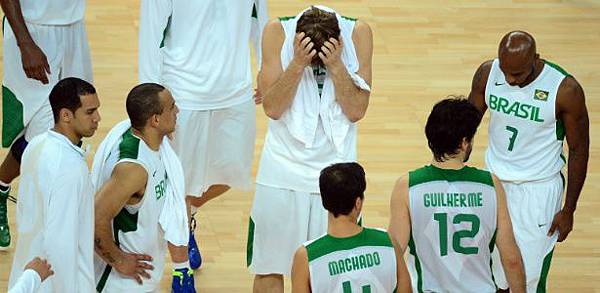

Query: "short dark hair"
left=425, top=96, right=483, bottom=162
left=49, top=77, right=96, bottom=122
left=296, top=6, right=340, bottom=67
left=319, top=162, right=366, bottom=217
left=126, top=83, right=166, bottom=130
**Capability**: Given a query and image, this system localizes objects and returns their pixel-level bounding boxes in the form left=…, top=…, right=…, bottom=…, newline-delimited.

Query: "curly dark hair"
left=425, top=96, right=483, bottom=162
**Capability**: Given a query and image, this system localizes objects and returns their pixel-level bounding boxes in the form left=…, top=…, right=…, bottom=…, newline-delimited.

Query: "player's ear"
left=355, top=196, right=363, bottom=212
left=460, top=137, right=470, bottom=151
left=59, top=108, right=74, bottom=123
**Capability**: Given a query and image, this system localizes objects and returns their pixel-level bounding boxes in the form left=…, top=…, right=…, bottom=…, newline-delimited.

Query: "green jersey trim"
left=305, top=228, right=393, bottom=262
left=408, top=234, right=423, bottom=293
left=543, top=60, right=571, bottom=77
left=159, top=15, right=172, bottom=49
left=97, top=209, right=139, bottom=292
left=409, top=165, right=494, bottom=188
left=118, top=128, right=141, bottom=160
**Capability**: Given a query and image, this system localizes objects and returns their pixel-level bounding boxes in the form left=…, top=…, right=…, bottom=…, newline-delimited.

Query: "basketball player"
left=9, top=257, right=53, bottom=293
left=388, top=97, right=526, bottom=292
left=291, top=162, right=411, bottom=293
left=138, top=0, right=268, bottom=269
left=468, top=31, right=589, bottom=291
left=248, top=6, right=373, bottom=292
left=93, top=84, right=195, bottom=292
left=8, top=78, right=100, bottom=292
left=0, top=0, right=93, bottom=249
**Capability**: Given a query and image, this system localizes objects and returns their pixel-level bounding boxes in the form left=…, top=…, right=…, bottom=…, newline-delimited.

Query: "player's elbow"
left=263, top=103, right=283, bottom=120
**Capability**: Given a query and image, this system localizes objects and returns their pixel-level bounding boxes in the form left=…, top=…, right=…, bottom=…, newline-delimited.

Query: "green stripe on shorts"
left=247, top=217, right=255, bottom=267
left=536, top=249, right=554, bottom=293
left=2, top=85, right=24, bottom=147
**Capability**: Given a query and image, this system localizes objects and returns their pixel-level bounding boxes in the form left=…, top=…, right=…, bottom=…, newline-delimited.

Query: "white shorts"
left=171, top=99, right=256, bottom=196
left=2, top=19, right=93, bottom=147
left=247, top=184, right=328, bottom=276
left=492, top=173, right=564, bottom=292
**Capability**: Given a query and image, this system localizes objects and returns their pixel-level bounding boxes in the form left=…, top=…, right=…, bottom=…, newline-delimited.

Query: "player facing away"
left=0, top=0, right=93, bottom=250
left=291, top=162, right=412, bottom=293
left=468, top=31, right=589, bottom=292
left=388, top=97, right=526, bottom=292
left=138, top=0, right=269, bottom=270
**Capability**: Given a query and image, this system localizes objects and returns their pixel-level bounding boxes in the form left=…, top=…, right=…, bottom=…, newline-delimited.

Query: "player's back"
left=407, top=165, right=497, bottom=293
left=304, top=227, right=397, bottom=293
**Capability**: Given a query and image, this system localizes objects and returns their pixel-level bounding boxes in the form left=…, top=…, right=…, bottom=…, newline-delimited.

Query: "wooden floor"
left=1, top=0, right=599, bottom=291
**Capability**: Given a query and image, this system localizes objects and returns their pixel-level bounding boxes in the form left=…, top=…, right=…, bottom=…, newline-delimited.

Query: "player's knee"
left=9, top=136, right=28, bottom=163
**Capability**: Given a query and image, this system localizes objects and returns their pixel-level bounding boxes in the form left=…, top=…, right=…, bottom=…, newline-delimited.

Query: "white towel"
left=279, top=5, right=370, bottom=155
left=90, top=120, right=188, bottom=246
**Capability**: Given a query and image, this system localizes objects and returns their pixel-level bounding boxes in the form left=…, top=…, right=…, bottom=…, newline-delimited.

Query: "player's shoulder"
left=558, top=75, right=584, bottom=98
left=263, top=18, right=284, bottom=39
left=475, top=59, right=494, bottom=77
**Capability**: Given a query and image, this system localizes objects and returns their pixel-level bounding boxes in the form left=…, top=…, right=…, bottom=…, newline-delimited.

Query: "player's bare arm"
left=389, top=235, right=412, bottom=293
left=0, top=0, right=51, bottom=84
left=548, top=76, right=589, bottom=242
left=325, top=20, right=373, bottom=122
left=291, top=246, right=311, bottom=293
left=387, top=175, right=412, bottom=292
left=493, top=175, right=526, bottom=293
left=260, top=19, right=316, bottom=120
left=467, top=60, right=493, bottom=113
left=388, top=175, right=411, bottom=251
left=94, top=162, right=154, bottom=284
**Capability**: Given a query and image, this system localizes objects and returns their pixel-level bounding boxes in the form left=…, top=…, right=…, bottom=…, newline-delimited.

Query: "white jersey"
left=138, top=0, right=268, bottom=110
left=255, top=15, right=358, bottom=193
left=9, top=131, right=95, bottom=293
left=20, top=0, right=85, bottom=25
left=485, top=59, right=567, bottom=182
left=407, top=165, right=497, bottom=293
left=95, top=128, right=168, bottom=292
left=304, top=228, right=397, bottom=293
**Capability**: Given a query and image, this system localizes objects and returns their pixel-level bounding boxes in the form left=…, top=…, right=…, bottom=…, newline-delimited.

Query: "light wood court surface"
left=1, top=0, right=599, bottom=291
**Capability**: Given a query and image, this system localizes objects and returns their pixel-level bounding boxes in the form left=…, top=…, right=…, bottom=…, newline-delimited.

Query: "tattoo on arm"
left=95, top=237, right=117, bottom=265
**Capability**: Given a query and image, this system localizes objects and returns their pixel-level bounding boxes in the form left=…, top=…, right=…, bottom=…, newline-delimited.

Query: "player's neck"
left=132, top=127, right=162, bottom=151
left=52, top=125, right=82, bottom=146
left=431, top=156, right=465, bottom=170
left=327, top=213, right=363, bottom=238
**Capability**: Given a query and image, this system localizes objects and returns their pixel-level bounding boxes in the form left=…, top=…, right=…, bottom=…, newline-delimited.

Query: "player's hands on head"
left=113, top=252, right=154, bottom=284
left=319, top=37, right=344, bottom=72
left=292, top=32, right=317, bottom=68
left=19, top=42, right=51, bottom=84
left=24, top=257, right=54, bottom=282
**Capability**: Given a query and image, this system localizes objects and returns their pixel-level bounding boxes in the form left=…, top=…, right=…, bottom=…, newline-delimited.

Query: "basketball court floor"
left=0, top=0, right=599, bottom=291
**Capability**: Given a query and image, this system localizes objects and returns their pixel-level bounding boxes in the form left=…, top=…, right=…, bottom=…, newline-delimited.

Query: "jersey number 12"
left=433, top=213, right=480, bottom=256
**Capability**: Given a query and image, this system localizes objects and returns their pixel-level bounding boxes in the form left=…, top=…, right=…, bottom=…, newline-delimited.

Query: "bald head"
left=499, top=31, right=536, bottom=58
left=498, top=31, right=540, bottom=87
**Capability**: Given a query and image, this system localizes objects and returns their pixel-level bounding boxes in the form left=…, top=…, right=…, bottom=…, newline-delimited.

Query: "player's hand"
left=113, top=252, right=154, bottom=284
left=24, top=257, right=54, bottom=282
left=254, top=88, right=263, bottom=105
left=291, top=32, right=316, bottom=68
left=19, top=42, right=51, bottom=84
left=548, top=209, right=574, bottom=242
left=319, top=37, right=344, bottom=72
